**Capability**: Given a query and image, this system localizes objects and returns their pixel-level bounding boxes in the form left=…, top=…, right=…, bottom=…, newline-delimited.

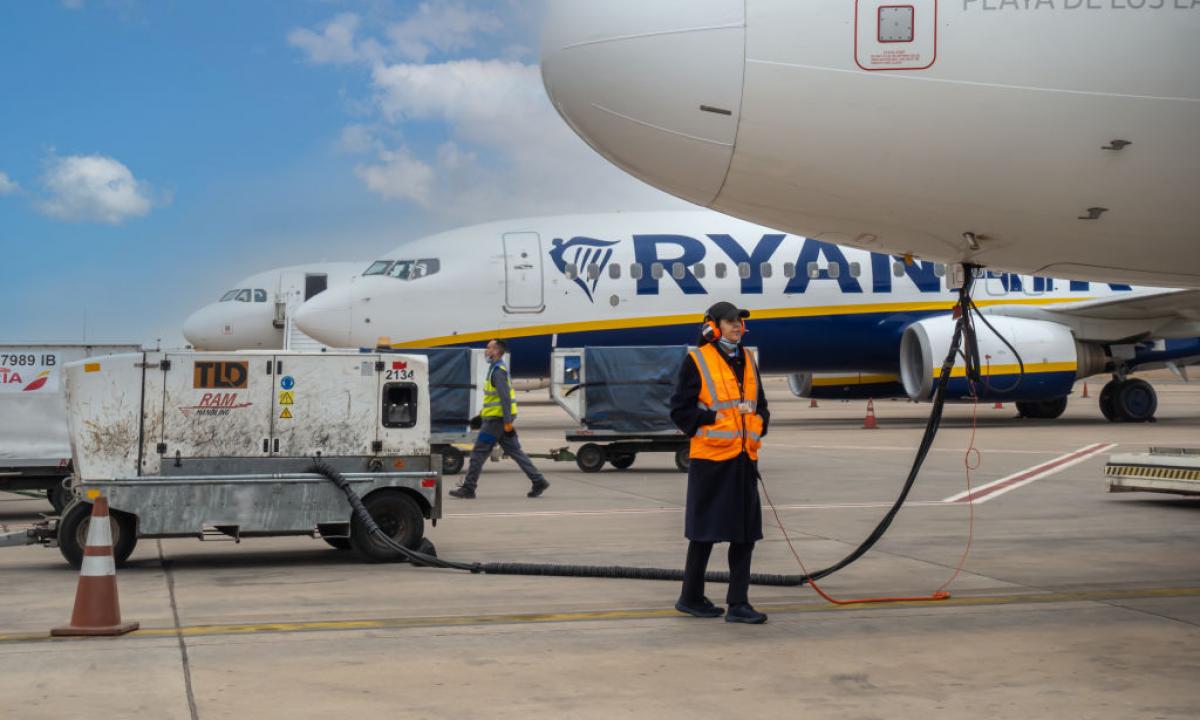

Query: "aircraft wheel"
left=1099, top=380, right=1120, bottom=422
left=1113, top=379, right=1157, bottom=423
left=1016, top=397, right=1068, bottom=420
left=609, top=454, right=636, bottom=470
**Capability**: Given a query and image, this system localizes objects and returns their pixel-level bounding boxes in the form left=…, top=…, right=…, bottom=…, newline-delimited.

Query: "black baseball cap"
left=705, top=301, right=750, bottom=322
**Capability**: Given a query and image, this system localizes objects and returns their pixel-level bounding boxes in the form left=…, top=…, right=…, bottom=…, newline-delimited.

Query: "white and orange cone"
left=863, top=399, right=878, bottom=429
left=51, top=496, right=139, bottom=637
left=809, top=398, right=819, bottom=408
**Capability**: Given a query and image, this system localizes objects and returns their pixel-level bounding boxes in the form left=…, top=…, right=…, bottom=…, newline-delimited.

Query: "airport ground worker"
left=669, top=301, right=770, bottom=624
left=449, top=339, right=550, bottom=499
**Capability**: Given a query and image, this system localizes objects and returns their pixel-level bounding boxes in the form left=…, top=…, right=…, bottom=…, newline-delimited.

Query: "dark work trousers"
left=681, top=540, right=755, bottom=605
left=461, top=418, right=546, bottom=490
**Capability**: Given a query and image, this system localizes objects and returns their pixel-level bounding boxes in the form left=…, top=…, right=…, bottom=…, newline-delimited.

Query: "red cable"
left=759, top=392, right=979, bottom=606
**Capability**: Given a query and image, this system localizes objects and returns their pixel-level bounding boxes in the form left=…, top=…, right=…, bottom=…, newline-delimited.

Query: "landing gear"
left=1099, top=377, right=1157, bottom=423
left=1016, top=397, right=1068, bottom=420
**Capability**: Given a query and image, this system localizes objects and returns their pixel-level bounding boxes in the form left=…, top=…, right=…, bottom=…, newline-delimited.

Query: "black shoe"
left=675, top=596, right=724, bottom=618
left=527, top=479, right=550, bottom=498
left=448, top=486, right=476, bottom=499
left=725, top=603, right=768, bottom=624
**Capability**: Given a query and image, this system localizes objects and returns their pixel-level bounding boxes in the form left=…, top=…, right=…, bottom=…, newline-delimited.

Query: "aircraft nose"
left=294, top=287, right=354, bottom=348
left=182, top=304, right=231, bottom=350
left=541, top=0, right=746, bottom=206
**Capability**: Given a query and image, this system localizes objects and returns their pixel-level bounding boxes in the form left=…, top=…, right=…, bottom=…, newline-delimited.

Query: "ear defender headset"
left=700, top=316, right=747, bottom=343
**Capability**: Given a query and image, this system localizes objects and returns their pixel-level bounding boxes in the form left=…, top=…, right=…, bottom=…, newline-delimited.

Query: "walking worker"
left=450, top=339, right=551, bottom=499
left=669, top=301, right=770, bottom=624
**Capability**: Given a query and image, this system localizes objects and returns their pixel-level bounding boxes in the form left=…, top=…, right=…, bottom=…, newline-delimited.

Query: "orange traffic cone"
left=52, top=496, right=139, bottom=637
left=1082, top=382, right=1090, bottom=398
left=809, top=398, right=819, bottom=408
left=863, top=399, right=878, bottom=429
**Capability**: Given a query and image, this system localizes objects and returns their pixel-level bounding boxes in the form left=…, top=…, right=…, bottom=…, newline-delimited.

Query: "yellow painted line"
left=390, top=297, right=1095, bottom=348
left=939, top=361, right=1078, bottom=378
left=2, top=586, right=1197, bottom=644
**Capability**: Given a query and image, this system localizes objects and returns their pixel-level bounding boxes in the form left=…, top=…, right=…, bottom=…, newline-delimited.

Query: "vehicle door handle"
left=273, top=438, right=280, bottom=453
left=263, top=438, right=269, bottom=453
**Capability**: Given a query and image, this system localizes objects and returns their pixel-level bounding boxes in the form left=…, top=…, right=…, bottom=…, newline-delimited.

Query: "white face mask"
left=717, top=337, right=739, bottom=352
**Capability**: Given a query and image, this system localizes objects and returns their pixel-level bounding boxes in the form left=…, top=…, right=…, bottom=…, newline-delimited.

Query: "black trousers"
left=681, top=540, right=755, bottom=606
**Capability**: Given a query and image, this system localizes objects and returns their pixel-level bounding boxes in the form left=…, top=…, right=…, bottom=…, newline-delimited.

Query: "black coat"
left=670, top=342, right=769, bottom=543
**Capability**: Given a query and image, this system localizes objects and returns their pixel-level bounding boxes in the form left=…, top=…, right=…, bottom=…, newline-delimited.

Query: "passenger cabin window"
left=587, top=263, right=601, bottom=280
left=892, top=261, right=905, bottom=278
left=609, top=263, right=621, bottom=279
left=694, top=263, right=706, bottom=279
left=364, top=261, right=393, bottom=276
left=651, top=263, right=664, bottom=279
left=827, top=263, right=840, bottom=279
left=934, top=264, right=946, bottom=277
left=382, top=383, right=418, bottom=429
left=236, top=289, right=252, bottom=302
left=565, top=263, right=578, bottom=280
left=672, top=263, right=686, bottom=280
left=737, top=262, right=751, bottom=280
left=760, top=262, right=773, bottom=279
left=783, top=262, right=796, bottom=279
left=714, top=263, right=727, bottom=279
left=850, top=262, right=862, bottom=278
left=807, top=262, right=820, bottom=279
left=254, top=289, right=268, bottom=303
left=630, top=263, right=644, bottom=280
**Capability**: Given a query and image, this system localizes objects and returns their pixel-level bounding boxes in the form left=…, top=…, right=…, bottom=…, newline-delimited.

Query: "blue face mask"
left=717, top=337, right=739, bottom=353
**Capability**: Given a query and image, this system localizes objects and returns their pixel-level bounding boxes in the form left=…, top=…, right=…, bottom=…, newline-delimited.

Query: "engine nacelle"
left=788, top=372, right=908, bottom=401
left=900, top=316, right=1107, bottom=401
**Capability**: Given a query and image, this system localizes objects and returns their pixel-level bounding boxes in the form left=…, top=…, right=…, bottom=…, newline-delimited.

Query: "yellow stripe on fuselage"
left=939, top=361, right=1077, bottom=379
left=390, top=296, right=1096, bottom=349
left=811, top=374, right=900, bottom=387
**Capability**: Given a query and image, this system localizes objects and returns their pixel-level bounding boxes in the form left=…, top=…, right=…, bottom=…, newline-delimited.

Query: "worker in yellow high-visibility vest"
left=669, top=302, right=770, bottom=624
left=450, top=339, right=550, bottom=499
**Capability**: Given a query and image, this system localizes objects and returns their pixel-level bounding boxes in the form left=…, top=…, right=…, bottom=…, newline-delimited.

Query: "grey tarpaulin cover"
left=379, top=348, right=473, bottom=433
left=582, top=346, right=688, bottom=432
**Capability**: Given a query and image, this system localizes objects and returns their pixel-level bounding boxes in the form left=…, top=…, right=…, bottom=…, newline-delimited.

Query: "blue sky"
left=0, top=1, right=676, bottom=346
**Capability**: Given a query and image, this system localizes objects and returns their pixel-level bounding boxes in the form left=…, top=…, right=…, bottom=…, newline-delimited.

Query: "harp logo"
left=549, top=236, right=619, bottom=303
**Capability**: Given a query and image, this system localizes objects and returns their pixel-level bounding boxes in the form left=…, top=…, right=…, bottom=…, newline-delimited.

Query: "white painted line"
left=942, top=443, right=1118, bottom=505
left=766, top=443, right=1061, bottom=455
left=445, top=500, right=950, bottom=520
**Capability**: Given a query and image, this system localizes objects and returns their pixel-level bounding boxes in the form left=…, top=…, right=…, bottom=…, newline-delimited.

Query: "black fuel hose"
left=312, top=268, right=987, bottom=588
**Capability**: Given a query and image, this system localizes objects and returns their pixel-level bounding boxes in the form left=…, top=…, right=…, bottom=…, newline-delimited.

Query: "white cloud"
left=287, top=13, right=374, bottom=65
left=385, top=2, right=502, bottom=63
left=358, top=59, right=683, bottom=221
left=39, top=154, right=154, bottom=224
left=0, top=172, right=18, bottom=195
left=337, top=124, right=378, bottom=154
left=354, top=147, right=434, bottom=206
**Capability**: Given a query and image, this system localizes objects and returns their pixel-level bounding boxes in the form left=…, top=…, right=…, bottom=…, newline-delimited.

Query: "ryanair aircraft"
left=273, top=211, right=1200, bottom=423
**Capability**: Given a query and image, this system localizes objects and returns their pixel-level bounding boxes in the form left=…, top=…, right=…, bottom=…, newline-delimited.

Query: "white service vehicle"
left=22, top=350, right=442, bottom=566
left=0, top=344, right=140, bottom=511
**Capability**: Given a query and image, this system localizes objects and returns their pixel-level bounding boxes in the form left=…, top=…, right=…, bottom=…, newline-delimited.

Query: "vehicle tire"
left=575, top=443, right=606, bottom=473
left=1016, top=397, right=1068, bottom=420
left=322, top=536, right=353, bottom=551
left=47, top=481, right=72, bottom=514
left=674, top=446, right=691, bottom=473
left=441, top=446, right=465, bottom=476
left=609, top=453, right=636, bottom=470
left=1113, top=379, right=1157, bottom=423
left=349, top=491, right=425, bottom=563
left=57, top=501, right=138, bottom=569
left=1099, top=380, right=1120, bottom=422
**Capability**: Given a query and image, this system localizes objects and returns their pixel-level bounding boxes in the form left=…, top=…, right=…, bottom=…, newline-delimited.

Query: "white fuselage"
left=541, top=1, right=1200, bottom=287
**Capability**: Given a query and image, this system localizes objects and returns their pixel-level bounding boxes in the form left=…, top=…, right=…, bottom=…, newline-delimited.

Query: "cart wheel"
left=47, top=480, right=72, bottom=514
left=576, top=443, right=606, bottom=473
left=440, top=446, right=465, bottom=475
left=609, top=454, right=636, bottom=470
left=57, top=501, right=138, bottom=569
left=350, top=491, right=425, bottom=563
left=674, top=447, right=691, bottom=473
left=322, top=536, right=353, bottom=551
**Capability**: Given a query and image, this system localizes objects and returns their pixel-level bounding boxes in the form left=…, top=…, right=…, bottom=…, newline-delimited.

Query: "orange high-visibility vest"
left=689, top=344, right=764, bottom=462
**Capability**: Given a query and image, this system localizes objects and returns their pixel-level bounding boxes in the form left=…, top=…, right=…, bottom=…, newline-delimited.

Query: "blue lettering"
left=784, top=239, right=863, bottom=294
left=1033, top=276, right=1054, bottom=292
left=1070, top=280, right=1133, bottom=292
left=707, top=233, right=785, bottom=294
left=632, top=235, right=708, bottom=295
left=870, top=253, right=941, bottom=294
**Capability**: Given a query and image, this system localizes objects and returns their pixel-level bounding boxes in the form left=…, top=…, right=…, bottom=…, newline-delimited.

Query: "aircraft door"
left=502, top=232, right=545, bottom=313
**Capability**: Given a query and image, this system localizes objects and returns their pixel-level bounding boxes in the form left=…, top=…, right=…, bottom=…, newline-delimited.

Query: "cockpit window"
left=220, top=290, right=239, bottom=302
left=364, top=261, right=393, bottom=276
left=235, top=289, right=252, bottom=302
left=385, top=258, right=440, bottom=281
left=254, top=289, right=268, bottom=303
